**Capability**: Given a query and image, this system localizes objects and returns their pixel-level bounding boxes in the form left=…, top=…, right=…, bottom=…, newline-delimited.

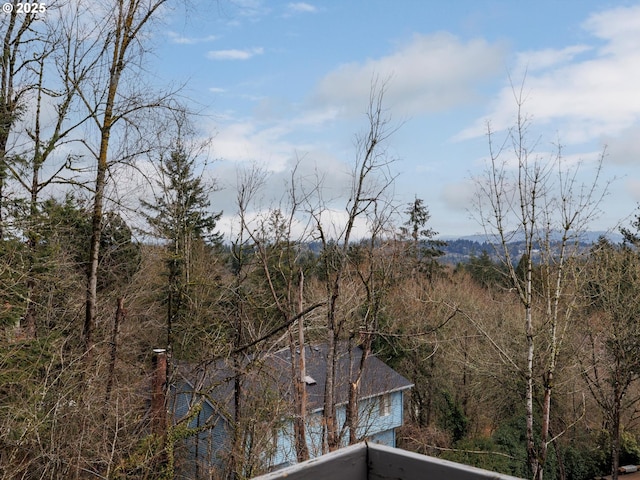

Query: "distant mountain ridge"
left=438, top=230, right=623, bottom=244
left=437, top=230, right=624, bottom=265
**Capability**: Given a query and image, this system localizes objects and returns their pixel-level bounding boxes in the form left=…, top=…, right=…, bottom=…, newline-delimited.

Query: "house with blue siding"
left=170, top=343, right=413, bottom=479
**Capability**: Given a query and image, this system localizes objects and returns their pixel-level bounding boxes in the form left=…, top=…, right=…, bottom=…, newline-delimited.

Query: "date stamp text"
left=2, top=2, right=47, bottom=14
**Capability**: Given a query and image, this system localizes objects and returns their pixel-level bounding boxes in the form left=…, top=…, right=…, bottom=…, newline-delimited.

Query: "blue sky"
left=154, top=0, right=640, bottom=238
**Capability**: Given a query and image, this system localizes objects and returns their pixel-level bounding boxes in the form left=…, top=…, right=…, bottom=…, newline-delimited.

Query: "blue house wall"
left=171, top=381, right=231, bottom=477
left=270, top=389, right=406, bottom=468
left=172, top=388, right=407, bottom=472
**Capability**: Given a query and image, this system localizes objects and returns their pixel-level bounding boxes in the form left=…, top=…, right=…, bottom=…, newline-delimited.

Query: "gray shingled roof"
left=269, top=343, right=413, bottom=412
left=175, top=343, right=413, bottom=417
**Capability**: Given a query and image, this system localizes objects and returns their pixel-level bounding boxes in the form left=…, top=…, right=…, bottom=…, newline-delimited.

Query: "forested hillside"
left=2, top=3, right=640, bottom=480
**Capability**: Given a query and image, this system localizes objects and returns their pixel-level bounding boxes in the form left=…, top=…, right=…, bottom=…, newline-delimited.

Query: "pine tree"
left=141, top=143, right=222, bottom=351
left=399, top=197, right=446, bottom=279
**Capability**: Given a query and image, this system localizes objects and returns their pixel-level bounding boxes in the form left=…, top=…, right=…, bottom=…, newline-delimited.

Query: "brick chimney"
left=151, top=348, right=167, bottom=438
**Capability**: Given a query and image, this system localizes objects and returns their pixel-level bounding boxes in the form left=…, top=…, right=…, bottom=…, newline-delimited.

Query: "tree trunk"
left=83, top=0, right=166, bottom=357
left=426, top=353, right=435, bottom=427
left=553, top=432, right=566, bottom=480
left=232, top=362, right=242, bottom=479
left=347, top=380, right=358, bottom=444
left=346, top=335, right=371, bottom=445
left=84, top=43, right=118, bottom=355
left=105, top=297, right=125, bottom=405
left=323, top=330, right=338, bottom=452
left=20, top=143, right=40, bottom=340
left=289, top=326, right=310, bottom=461
left=20, top=56, right=45, bottom=341
left=291, top=269, right=309, bottom=461
left=231, top=277, right=244, bottom=480
left=535, top=383, right=552, bottom=480
left=612, top=375, right=622, bottom=480
left=0, top=9, right=34, bottom=241
left=85, top=151, right=107, bottom=355
left=298, top=270, right=308, bottom=455
left=523, top=250, right=539, bottom=479
left=525, top=313, right=538, bottom=478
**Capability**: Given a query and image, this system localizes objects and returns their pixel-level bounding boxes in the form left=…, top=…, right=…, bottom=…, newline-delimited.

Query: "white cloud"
left=602, top=125, right=640, bottom=166
left=626, top=178, right=640, bottom=204
left=216, top=206, right=371, bottom=244
left=207, top=47, right=264, bottom=60
left=311, top=32, right=506, bottom=117
left=458, top=5, right=640, bottom=144
left=167, top=31, right=217, bottom=44
left=583, top=5, right=640, bottom=54
left=209, top=150, right=375, bottom=242
left=229, top=0, right=269, bottom=18
left=287, top=106, right=341, bottom=128
left=212, top=120, right=293, bottom=169
left=286, top=2, right=317, bottom=14
left=440, top=179, right=476, bottom=212
left=514, top=45, right=591, bottom=73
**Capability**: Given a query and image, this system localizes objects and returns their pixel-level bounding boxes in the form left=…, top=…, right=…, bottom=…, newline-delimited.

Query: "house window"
left=379, top=394, right=391, bottom=417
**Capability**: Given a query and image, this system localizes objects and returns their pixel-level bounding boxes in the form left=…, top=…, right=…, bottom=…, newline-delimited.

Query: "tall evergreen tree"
left=141, top=143, right=221, bottom=351
left=399, top=197, right=446, bottom=279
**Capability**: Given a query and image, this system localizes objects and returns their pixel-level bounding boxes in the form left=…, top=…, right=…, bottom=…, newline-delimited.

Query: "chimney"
left=151, top=348, right=167, bottom=438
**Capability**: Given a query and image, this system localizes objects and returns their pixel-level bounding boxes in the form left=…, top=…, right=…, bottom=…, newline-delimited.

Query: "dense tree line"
left=1, top=3, right=638, bottom=480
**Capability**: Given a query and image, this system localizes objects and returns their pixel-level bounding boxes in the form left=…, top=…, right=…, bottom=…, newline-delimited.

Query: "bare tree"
left=227, top=166, right=265, bottom=479
left=72, top=0, right=173, bottom=356
left=245, top=163, right=315, bottom=462
left=473, top=81, right=605, bottom=480
left=7, top=3, right=92, bottom=338
left=343, top=208, right=396, bottom=445
left=309, top=78, right=399, bottom=452
left=0, top=1, right=53, bottom=339
left=232, top=164, right=324, bottom=469
left=0, top=0, right=41, bottom=238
